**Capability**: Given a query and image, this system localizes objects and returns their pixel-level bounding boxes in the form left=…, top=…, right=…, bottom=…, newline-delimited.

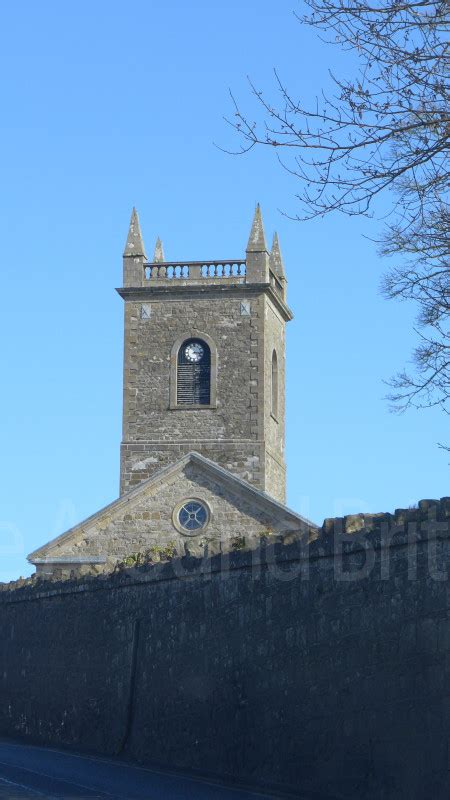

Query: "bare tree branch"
left=227, top=0, right=449, bottom=424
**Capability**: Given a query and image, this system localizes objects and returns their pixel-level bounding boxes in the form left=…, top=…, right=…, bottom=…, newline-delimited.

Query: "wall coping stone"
left=2, top=497, right=449, bottom=604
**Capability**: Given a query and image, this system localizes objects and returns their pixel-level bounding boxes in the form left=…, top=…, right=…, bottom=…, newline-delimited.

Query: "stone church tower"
left=119, top=205, right=291, bottom=503
left=28, top=207, right=313, bottom=577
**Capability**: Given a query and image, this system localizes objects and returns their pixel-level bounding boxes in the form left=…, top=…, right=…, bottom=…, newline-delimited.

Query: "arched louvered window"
left=177, top=338, right=211, bottom=405
left=271, top=350, right=278, bottom=418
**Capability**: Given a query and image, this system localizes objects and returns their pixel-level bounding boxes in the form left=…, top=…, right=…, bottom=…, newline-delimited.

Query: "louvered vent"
left=177, top=339, right=211, bottom=405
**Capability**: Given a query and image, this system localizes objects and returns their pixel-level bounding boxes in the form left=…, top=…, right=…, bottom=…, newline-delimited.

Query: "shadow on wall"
left=0, top=497, right=449, bottom=800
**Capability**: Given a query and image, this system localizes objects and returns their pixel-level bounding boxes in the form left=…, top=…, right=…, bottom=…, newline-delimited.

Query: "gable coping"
left=27, top=452, right=317, bottom=563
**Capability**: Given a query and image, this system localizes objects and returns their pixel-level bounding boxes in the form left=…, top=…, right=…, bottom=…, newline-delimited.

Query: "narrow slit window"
left=271, top=350, right=278, bottom=418
left=177, top=339, right=211, bottom=405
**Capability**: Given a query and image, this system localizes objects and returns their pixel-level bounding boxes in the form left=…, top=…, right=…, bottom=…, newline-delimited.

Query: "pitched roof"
left=28, top=452, right=317, bottom=563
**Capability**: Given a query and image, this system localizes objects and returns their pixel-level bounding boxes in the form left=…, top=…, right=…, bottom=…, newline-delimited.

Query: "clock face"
left=184, top=342, right=204, bottom=362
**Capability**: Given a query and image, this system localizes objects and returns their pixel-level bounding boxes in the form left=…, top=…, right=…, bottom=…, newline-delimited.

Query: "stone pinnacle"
left=270, top=232, right=286, bottom=280
left=246, top=203, right=268, bottom=252
left=153, top=237, right=165, bottom=263
left=123, top=207, right=147, bottom=259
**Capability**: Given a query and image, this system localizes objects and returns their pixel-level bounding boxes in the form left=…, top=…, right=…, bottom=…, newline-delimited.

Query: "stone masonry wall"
left=120, top=440, right=263, bottom=495
left=121, top=291, right=266, bottom=494
left=264, top=294, right=286, bottom=502
left=36, top=461, right=284, bottom=576
left=1, top=497, right=449, bottom=799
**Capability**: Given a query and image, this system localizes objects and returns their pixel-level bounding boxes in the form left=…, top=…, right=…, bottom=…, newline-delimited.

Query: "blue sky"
left=0, top=0, right=448, bottom=581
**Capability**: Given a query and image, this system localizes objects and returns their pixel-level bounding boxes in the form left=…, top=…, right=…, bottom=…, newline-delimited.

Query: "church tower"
left=28, top=205, right=313, bottom=577
left=118, top=205, right=292, bottom=503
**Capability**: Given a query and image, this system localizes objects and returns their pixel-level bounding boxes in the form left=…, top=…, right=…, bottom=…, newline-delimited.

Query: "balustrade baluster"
left=142, top=260, right=246, bottom=282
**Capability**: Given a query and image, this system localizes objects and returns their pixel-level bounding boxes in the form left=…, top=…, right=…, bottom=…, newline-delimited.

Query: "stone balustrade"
left=144, top=260, right=247, bottom=281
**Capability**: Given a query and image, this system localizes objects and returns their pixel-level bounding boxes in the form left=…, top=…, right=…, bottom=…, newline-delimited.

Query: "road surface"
left=0, top=740, right=282, bottom=799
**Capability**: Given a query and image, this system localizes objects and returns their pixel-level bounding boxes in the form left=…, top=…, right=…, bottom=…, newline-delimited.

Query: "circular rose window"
left=174, top=499, right=210, bottom=535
